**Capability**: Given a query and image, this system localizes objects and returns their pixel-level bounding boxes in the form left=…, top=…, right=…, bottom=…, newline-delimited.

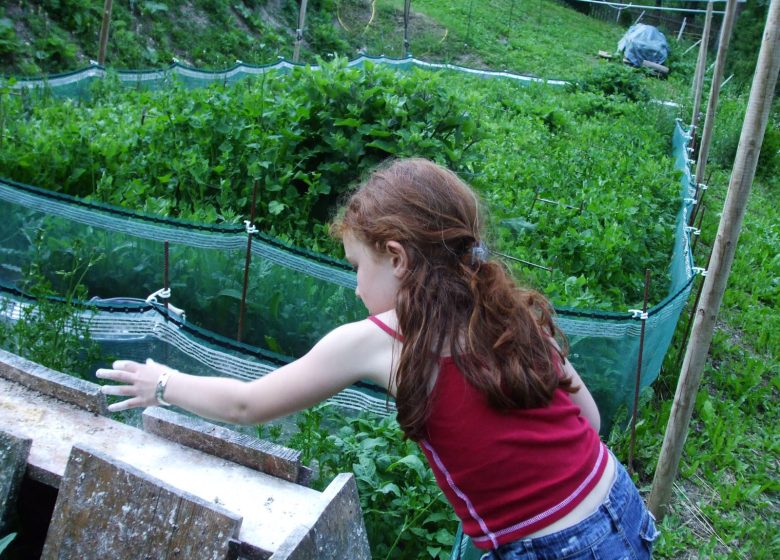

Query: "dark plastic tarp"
left=618, top=24, right=669, bottom=67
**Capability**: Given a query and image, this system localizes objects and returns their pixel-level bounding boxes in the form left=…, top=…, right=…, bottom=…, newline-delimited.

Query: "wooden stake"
left=97, top=0, right=113, bottom=66
left=649, top=0, right=780, bottom=519
left=163, top=241, right=169, bottom=319
left=404, top=0, right=412, bottom=56
left=237, top=181, right=259, bottom=343
left=292, top=0, right=309, bottom=63
left=673, top=249, right=712, bottom=377
left=677, top=17, right=687, bottom=42
left=690, top=1, right=714, bottom=152
left=695, top=0, right=740, bottom=187
left=692, top=206, right=706, bottom=255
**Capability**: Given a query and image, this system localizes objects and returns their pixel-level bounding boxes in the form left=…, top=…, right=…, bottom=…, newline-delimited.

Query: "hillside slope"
left=2, top=0, right=633, bottom=82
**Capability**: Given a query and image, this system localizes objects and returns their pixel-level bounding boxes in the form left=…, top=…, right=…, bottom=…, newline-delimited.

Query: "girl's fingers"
left=107, top=397, right=144, bottom=413
left=100, top=384, right=137, bottom=397
left=95, top=368, right=127, bottom=382
left=112, top=360, right=141, bottom=372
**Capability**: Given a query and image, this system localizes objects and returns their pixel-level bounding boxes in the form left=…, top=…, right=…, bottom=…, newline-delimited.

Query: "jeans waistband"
left=489, top=458, right=637, bottom=559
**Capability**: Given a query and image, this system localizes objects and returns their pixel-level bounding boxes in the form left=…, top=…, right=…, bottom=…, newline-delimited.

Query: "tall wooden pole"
left=292, top=0, right=309, bottom=63
left=97, top=0, right=113, bottom=65
left=403, top=0, right=412, bottom=56
left=648, top=0, right=780, bottom=519
left=690, top=2, right=714, bottom=148
left=695, top=0, right=739, bottom=187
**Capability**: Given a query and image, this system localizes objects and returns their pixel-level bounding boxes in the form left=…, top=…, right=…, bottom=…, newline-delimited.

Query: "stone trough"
left=0, top=349, right=371, bottom=559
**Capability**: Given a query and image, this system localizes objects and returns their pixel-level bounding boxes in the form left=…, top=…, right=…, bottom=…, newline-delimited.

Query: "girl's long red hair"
left=333, top=158, right=575, bottom=441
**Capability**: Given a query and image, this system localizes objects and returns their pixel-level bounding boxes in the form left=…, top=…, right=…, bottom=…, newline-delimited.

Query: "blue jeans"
left=480, top=459, right=659, bottom=559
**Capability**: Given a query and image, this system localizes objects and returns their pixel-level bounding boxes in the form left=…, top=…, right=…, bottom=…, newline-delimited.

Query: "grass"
left=2, top=1, right=778, bottom=558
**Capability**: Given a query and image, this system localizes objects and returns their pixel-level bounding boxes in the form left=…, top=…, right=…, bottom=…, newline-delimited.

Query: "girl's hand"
left=96, top=359, right=176, bottom=412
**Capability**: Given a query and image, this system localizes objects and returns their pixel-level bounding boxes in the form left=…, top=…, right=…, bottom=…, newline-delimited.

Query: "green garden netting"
left=2, top=58, right=699, bottom=559
left=9, top=56, right=568, bottom=100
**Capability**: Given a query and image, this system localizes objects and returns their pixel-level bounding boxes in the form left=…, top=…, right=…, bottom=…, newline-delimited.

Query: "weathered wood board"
left=42, top=445, right=242, bottom=560
left=0, top=429, right=32, bottom=534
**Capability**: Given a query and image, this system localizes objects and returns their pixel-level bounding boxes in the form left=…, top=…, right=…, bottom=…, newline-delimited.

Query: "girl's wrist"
left=155, top=370, right=173, bottom=407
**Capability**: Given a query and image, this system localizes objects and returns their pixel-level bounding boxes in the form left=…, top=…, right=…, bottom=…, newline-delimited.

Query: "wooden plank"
left=42, top=444, right=242, bottom=560
left=641, top=60, right=670, bottom=76
left=0, top=377, right=323, bottom=554
left=0, top=429, right=32, bottom=534
left=0, top=349, right=107, bottom=415
left=143, top=407, right=312, bottom=485
left=270, top=474, right=371, bottom=560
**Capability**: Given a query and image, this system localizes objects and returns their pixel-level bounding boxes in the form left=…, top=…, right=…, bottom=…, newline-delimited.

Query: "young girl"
left=97, top=158, right=658, bottom=559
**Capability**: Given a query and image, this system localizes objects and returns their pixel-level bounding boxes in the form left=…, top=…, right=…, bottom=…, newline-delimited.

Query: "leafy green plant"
left=286, top=406, right=458, bottom=559
left=568, top=62, right=650, bottom=102
left=0, top=231, right=105, bottom=377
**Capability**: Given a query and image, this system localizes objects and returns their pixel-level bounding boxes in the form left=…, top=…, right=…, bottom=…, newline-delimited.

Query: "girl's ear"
left=385, top=241, right=409, bottom=278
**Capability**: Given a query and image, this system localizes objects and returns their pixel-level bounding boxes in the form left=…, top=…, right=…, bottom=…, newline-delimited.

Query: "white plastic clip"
left=684, top=197, right=697, bottom=205
left=685, top=226, right=701, bottom=236
left=244, top=220, right=258, bottom=235
left=698, top=183, right=708, bottom=191
left=629, top=309, right=648, bottom=320
left=692, top=267, right=708, bottom=277
left=146, top=288, right=171, bottom=303
left=146, top=288, right=186, bottom=319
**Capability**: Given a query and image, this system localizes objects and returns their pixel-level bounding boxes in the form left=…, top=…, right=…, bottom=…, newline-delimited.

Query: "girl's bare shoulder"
left=317, top=312, right=400, bottom=391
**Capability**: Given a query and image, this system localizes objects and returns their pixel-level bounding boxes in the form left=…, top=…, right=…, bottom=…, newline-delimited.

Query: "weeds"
left=0, top=233, right=104, bottom=377
left=284, top=406, right=457, bottom=559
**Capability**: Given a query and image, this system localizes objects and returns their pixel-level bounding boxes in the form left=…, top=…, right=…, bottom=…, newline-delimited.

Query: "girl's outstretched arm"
left=96, top=318, right=395, bottom=426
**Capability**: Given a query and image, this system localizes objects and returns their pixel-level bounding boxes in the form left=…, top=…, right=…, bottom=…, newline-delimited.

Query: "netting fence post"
left=695, top=0, right=740, bottom=187
left=690, top=1, right=714, bottom=153
left=97, top=0, right=114, bottom=66
left=404, top=0, right=412, bottom=57
left=293, top=0, right=309, bottom=63
left=465, top=0, right=475, bottom=46
left=237, top=181, right=259, bottom=343
left=692, top=206, right=705, bottom=255
left=627, top=269, right=650, bottom=476
left=677, top=17, right=687, bottom=42
left=163, top=241, right=169, bottom=319
left=673, top=250, right=711, bottom=377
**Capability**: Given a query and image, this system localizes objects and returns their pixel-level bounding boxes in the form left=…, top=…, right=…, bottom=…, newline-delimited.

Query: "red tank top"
left=369, top=316, right=608, bottom=550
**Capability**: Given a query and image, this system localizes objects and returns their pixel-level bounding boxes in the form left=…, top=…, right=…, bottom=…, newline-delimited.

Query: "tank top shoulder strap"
left=368, top=315, right=404, bottom=342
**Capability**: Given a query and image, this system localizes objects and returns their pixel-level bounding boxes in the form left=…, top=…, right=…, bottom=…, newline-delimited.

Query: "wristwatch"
left=155, top=370, right=172, bottom=407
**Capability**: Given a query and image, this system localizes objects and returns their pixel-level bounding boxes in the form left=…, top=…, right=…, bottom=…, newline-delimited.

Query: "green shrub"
left=1, top=58, right=483, bottom=253
left=568, top=62, right=649, bottom=103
